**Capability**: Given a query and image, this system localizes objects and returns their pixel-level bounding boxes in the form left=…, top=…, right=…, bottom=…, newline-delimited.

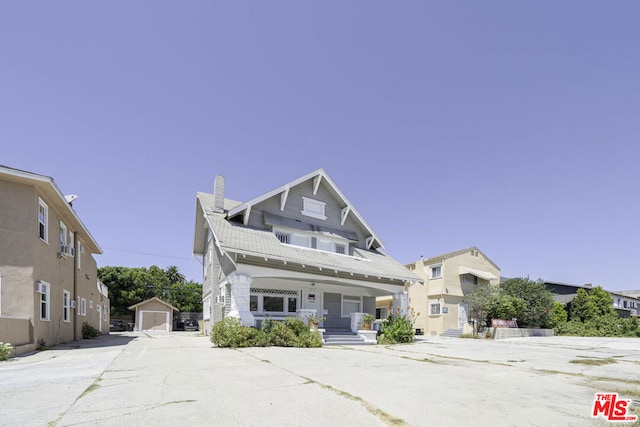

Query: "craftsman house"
left=0, top=165, right=109, bottom=356
left=402, top=247, right=500, bottom=337
left=193, top=169, right=421, bottom=337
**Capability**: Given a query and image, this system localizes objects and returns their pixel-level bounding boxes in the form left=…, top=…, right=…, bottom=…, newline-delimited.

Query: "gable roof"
left=227, top=168, right=385, bottom=249
left=193, top=171, right=422, bottom=284
left=418, top=246, right=501, bottom=271
left=128, top=297, right=179, bottom=312
left=0, top=164, right=102, bottom=254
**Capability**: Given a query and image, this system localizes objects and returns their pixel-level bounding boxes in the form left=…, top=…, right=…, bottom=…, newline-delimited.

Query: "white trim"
left=38, top=198, right=48, bottom=243
left=63, top=289, right=71, bottom=322
left=39, top=281, right=50, bottom=321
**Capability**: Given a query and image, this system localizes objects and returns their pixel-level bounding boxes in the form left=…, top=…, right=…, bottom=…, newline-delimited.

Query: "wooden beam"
left=340, top=206, right=350, bottom=225
left=313, top=175, right=322, bottom=195
left=243, top=206, right=252, bottom=226
left=280, top=187, right=289, bottom=211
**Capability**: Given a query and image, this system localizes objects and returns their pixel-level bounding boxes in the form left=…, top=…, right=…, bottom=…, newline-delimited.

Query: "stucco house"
left=0, top=165, right=109, bottom=355
left=192, top=168, right=421, bottom=340
left=401, top=247, right=500, bottom=337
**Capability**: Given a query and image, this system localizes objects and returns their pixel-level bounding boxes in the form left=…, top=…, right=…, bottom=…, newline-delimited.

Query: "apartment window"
left=301, top=197, right=327, bottom=220
left=63, top=290, right=71, bottom=322
left=429, top=302, right=442, bottom=316
left=77, top=242, right=83, bottom=269
left=103, top=304, right=107, bottom=320
left=40, top=281, right=50, bottom=321
left=461, top=274, right=478, bottom=285
left=97, top=304, right=101, bottom=318
left=59, top=222, right=68, bottom=251
left=69, top=231, right=75, bottom=256
left=38, top=199, right=48, bottom=242
left=430, top=264, right=442, bottom=279
left=342, top=295, right=361, bottom=317
left=81, top=298, right=87, bottom=316
left=77, top=297, right=81, bottom=316
left=89, top=300, right=94, bottom=309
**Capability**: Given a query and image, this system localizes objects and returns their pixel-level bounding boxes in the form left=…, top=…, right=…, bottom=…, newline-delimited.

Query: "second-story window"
left=38, top=198, right=48, bottom=242
left=59, top=222, right=68, bottom=252
left=430, top=265, right=442, bottom=279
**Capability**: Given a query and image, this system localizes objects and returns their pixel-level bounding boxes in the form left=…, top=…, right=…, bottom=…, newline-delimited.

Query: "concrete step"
left=323, top=333, right=368, bottom=346
left=441, top=328, right=463, bottom=338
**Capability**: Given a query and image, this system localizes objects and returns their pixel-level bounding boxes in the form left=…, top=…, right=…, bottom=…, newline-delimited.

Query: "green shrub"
left=377, top=314, right=415, bottom=344
left=0, top=342, right=13, bottom=361
left=210, top=317, right=322, bottom=348
left=82, top=322, right=101, bottom=339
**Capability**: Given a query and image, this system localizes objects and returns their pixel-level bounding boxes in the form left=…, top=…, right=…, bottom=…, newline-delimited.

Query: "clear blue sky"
left=2, top=2, right=638, bottom=292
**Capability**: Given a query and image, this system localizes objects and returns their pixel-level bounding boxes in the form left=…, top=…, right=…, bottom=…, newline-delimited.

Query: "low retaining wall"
left=492, top=328, right=554, bottom=339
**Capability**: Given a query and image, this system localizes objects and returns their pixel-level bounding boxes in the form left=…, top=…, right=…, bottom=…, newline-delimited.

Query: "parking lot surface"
left=1, top=333, right=638, bottom=426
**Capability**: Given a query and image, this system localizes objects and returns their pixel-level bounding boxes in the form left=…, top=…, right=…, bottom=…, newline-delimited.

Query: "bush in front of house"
left=210, top=317, right=322, bottom=348
left=377, top=313, right=415, bottom=344
left=82, top=322, right=102, bottom=339
left=0, top=342, right=13, bottom=361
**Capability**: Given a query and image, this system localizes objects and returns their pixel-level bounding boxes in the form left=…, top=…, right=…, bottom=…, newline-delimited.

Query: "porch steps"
left=323, top=329, right=368, bottom=346
left=441, top=328, right=463, bottom=338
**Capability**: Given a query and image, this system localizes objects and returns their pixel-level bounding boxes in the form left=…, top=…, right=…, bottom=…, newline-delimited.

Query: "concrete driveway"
left=1, top=333, right=638, bottom=426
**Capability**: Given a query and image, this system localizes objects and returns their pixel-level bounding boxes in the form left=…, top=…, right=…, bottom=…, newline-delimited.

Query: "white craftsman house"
left=193, top=169, right=421, bottom=339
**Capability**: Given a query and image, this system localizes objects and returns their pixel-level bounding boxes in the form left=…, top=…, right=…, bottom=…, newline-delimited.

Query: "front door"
left=458, top=303, right=469, bottom=329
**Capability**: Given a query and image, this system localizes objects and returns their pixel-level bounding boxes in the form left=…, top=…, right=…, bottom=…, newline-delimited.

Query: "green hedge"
left=211, top=317, right=322, bottom=348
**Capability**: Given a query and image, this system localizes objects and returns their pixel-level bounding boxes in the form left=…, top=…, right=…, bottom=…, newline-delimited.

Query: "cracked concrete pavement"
left=1, top=333, right=638, bottom=426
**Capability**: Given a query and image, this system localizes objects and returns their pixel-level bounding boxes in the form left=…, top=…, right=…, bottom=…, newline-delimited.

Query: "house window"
left=461, top=274, right=478, bottom=285
left=429, top=302, right=442, bottom=316
left=63, top=290, right=71, bottom=322
left=38, top=198, right=48, bottom=242
left=40, top=281, right=50, bottom=321
left=263, top=296, right=284, bottom=312
left=376, top=307, right=388, bottom=319
left=249, top=290, right=298, bottom=314
left=335, top=244, right=346, bottom=255
left=301, top=197, right=327, bottom=220
left=275, top=231, right=290, bottom=244
left=430, top=265, right=442, bottom=279
left=59, top=222, right=68, bottom=251
left=342, top=295, right=361, bottom=317
left=81, top=298, right=87, bottom=316
left=103, top=304, right=107, bottom=320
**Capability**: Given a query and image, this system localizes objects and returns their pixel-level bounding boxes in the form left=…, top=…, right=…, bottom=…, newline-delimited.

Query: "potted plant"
left=307, top=314, right=325, bottom=329
left=362, top=313, right=376, bottom=330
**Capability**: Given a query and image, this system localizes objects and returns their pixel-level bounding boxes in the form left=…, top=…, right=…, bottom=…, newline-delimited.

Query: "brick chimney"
left=213, top=175, right=225, bottom=213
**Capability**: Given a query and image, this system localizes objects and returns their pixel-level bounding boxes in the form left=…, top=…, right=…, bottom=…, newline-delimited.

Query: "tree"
left=500, top=277, right=555, bottom=328
left=569, top=288, right=596, bottom=322
left=549, top=302, right=568, bottom=328
left=588, top=286, right=616, bottom=318
left=98, top=265, right=202, bottom=316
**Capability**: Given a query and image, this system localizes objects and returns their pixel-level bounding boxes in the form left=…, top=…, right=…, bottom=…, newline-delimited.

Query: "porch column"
left=392, top=292, right=409, bottom=317
left=227, top=273, right=256, bottom=327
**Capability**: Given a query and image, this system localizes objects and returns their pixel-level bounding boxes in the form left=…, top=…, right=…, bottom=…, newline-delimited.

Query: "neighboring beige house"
left=0, top=165, right=109, bottom=355
left=128, top=297, right=178, bottom=332
left=193, top=169, right=422, bottom=343
left=402, top=247, right=500, bottom=337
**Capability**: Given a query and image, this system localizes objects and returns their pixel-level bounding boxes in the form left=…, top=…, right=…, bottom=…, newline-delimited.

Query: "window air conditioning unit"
left=35, top=281, right=45, bottom=294
left=70, top=300, right=77, bottom=309
left=215, top=295, right=225, bottom=305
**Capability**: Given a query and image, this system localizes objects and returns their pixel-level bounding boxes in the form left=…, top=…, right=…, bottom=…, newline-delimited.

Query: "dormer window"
left=301, top=197, right=327, bottom=220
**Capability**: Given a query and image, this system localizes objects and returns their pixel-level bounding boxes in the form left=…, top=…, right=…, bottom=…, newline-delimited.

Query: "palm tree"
left=164, top=265, right=186, bottom=285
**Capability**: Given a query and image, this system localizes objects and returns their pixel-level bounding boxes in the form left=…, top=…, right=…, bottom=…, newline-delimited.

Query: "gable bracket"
left=313, top=175, right=322, bottom=195
left=365, top=236, right=374, bottom=249
left=280, top=187, right=290, bottom=211
left=243, top=206, right=252, bottom=226
left=340, top=206, right=350, bottom=226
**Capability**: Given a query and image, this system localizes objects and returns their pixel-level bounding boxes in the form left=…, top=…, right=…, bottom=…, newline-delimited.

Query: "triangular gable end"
left=227, top=168, right=385, bottom=249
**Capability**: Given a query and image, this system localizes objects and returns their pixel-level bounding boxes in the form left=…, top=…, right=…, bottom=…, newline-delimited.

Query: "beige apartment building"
left=404, top=247, right=500, bottom=336
left=0, top=165, right=108, bottom=356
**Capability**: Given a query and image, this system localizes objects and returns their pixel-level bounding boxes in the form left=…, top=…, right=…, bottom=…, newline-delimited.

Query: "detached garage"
left=128, top=297, right=179, bottom=332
